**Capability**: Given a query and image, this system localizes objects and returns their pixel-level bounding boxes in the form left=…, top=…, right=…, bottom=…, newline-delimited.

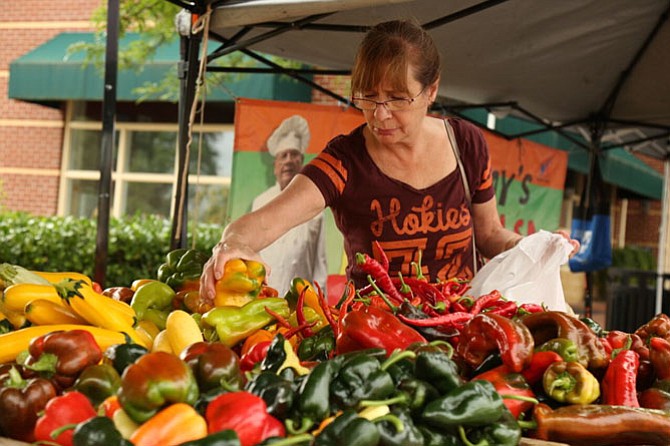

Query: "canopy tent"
left=167, top=0, right=670, bottom=312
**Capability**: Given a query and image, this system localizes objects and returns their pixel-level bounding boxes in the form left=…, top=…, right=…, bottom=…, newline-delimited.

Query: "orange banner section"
left=234, top=98, right=365, bottom=154
left=484, top=131, right=568, bottom=190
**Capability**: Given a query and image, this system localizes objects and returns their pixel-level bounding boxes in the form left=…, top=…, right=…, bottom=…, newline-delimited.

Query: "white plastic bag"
left=468, top=230, right=573, bottom=311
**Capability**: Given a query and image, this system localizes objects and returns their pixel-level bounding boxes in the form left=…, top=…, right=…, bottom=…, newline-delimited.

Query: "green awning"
left=486, top=113, right=664, bottom=201
left=8, top=32, right=311, bottom=104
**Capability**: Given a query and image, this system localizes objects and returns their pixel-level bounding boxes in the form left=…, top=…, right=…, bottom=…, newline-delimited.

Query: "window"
left=61, top=102, right=233, bottom=224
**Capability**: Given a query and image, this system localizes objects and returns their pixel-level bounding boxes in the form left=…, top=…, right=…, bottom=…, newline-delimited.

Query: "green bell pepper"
left=73, top=363, right=122, bottom=406
left=202, top=298, right=290, bottom=347
left=313, top=409, right=380, bottom=446
left=103, top=343, right=149, bottom=376
left=297, top=325, right=335, bottom=362
left=376, top=408, right=424, bottom=446
left=130, top=280, right=176, bottom=329
left=537, top=337, right=580, bottom=363
left=330, top=352, right=395, bottom=410
left=396, top=378, right=440, bottom=415
left=72, top=416, right=132, bottom=446
left=421, top=380, right=505, bottom=428
left=413, top=349, right=464, bottom=395
left=157, top=248, right=209, bottom=292
left=117, top=351, right=199, bottom=423
left=466, top=409, right=521, bottom=446
left=417, top=425, right=462, bottom=446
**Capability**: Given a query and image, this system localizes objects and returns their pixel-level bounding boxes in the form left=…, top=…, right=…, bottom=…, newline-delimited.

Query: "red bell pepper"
left=520, top=350, right=563, bottom=385
left=649, top=336, right=670, bottom=380
left=471, top=365, right=537, bottom=418
left=457, top=313, right=535, bottom=373
left=336, top=305, right=426, bottom=356
left=601, top=349, right=640, bottom=407
left=0, top=365, right=58, bottom=442
left=180, top=341, right=245, bottom=392
left=239, top=340, right=272, bottom=372
left=206, top=391, right=285, bottom=446
left=22, top=329, right=103, bottom=391
left=33, top=390, right=97, bottom=446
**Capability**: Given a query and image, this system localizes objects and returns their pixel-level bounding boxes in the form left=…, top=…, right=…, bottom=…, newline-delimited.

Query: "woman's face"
left=359, top=68, right=437, bottom=146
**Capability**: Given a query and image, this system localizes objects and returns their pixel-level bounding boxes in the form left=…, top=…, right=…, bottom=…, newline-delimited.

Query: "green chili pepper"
left=580, top=317, right=605, bottom=337
left=202, top=298, right=290, bottom=347
left=422, top=380, right=505, bottom=428
left=413, top=349, right=464, bottom=394
left=246, top=368, right=298, bottom=420
left=287, top=360, right=339, bottom=434
left=376, top=408, right=424, bottom=446
left=417, top=425, right=462, bottom=446
left=73, top=363, right=122, bottom=406
left=397, top=378, right=440, bottom=414
left=177, top=429, right=241, bottom=446
left=72, top=416, right=132, bottom=446
left=537, top=337, right=580, bottom=363
left=467, top=409, right=521, bottom=446
left=330, top=353, right=395, bottom=410
left=297, top=325, right=335, bottom=362
left=313, top=409, right=380, bottom=446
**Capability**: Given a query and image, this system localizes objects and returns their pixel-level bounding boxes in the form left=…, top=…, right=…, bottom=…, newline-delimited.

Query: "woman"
left=200, top=19, right=577, bottom=300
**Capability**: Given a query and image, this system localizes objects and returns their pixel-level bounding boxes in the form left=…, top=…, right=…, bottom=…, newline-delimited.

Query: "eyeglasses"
left=351, top=88, right=426, bottom=111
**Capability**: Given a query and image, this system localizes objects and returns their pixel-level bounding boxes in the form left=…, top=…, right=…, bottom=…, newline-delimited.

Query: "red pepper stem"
left=6, top=366, right=26, bottom=388
left=284, top=417, right=313, bottom=435
left=366, top=274, right=398, bottom=313
left=371, top=414, right=405, bottom=433
left=517, top=419, right=537, bottom=430
left=503, top=394, right=540, bottom=404
left=380, top=350, right=416, bottom=371
left=458, top=425, right=488, bottom=446
left=396, top=273, right=412, bottom=295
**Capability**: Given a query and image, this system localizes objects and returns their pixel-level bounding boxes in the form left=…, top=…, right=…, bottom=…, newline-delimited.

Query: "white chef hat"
left=266, top=115, right=311, bottom=156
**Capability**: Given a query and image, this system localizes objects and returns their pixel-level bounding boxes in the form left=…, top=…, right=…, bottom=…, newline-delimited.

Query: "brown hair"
left=350, top=19, right=440, bottom=96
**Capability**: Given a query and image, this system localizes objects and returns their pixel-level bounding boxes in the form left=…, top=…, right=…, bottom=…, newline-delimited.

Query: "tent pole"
left=170, top=27, right=202, bottom=250
left=655, top=158, right=670, bottom=314
left=93, top=0, right=119, bottom=287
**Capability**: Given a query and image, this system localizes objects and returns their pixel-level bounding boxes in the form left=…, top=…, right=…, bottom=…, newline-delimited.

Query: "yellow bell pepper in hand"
left=214, top=259, right=266, bottom=307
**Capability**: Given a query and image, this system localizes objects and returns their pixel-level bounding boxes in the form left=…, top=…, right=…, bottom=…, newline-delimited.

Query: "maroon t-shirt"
left=301, top=118, right=495, bottom=287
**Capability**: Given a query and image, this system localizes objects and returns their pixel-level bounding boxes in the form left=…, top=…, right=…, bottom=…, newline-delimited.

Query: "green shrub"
left=0, top=212, right=221, bottom=287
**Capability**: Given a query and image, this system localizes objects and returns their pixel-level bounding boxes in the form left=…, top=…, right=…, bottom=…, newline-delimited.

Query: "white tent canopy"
left=170, top=0, right=670, bottom=313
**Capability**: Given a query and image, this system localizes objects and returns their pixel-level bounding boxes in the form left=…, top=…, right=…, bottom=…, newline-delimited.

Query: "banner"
left=228, top=98, right=365, bottom=275
left=484, top=132, right=569, bottom=235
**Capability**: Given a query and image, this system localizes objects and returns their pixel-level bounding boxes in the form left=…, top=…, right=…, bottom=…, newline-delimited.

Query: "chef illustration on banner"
left=251, top=115, right=328, bottom=296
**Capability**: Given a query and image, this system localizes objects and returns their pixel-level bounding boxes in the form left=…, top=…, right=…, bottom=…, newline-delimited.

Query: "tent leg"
left=584, top=271, right=593, bottom=319
left=170, top=32, right=202, bottom=250
left=655, top=158, right=670, bottom=314
left=93, top=0, right=119, bottom=287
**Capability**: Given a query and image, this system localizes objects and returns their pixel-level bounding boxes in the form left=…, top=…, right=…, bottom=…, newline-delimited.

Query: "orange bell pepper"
left=130, top=403, right=207, bottom=446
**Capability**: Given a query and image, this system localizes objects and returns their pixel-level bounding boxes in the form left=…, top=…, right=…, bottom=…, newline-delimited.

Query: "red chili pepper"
left=355, top=252, right=405, bottom=305
left=336, top=305, right=426, bottom=356
left=315, top=281, right=339, bottom=337
left=517, top=303, right=545, bottom=315
left=206, top=391, right=285, bottom=446
left=264, top=306, right=292, bottom=329
left=520, top=351, right=563, bottom=385
left=471, top=364, right=537, bottom=418
left=397, top=311, right=473, bottom=328
left=601, top=349, right=640, bottom=407
left=372, top=240, right=390, bottom=271
left=485, top=300, right=518, bottom=318
left=649, top=337, right=670, bottom=380
left=33, top=391, right=97, bottom=446
left=470, top=290, right=502, bottom=314
left=457, top=313, right=535, bottom=373
left=392, top=277, right=449, bottom=307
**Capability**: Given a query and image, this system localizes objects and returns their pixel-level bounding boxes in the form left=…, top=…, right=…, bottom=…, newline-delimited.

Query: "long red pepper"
left=397, top=311, right=473, bottom=328
left=470, top=290, right=502, bottom=314
left=315, top=281, right=339, bottom=337
left=391, top=277, right=449, bottom=307
left=601, top=349, right=640, bottom=407
left=295, top=287, right=315, bottom=337
left=355, top=253, right=405, bottom=305
left=372, top=240, right=390, bottom=271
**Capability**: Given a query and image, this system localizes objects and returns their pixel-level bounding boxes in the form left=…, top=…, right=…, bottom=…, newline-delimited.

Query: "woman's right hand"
left=199, top=241, right=266, bottom=304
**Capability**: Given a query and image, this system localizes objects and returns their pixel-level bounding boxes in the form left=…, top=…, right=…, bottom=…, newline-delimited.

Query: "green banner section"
left=494, top=180, right=564, bottom=235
